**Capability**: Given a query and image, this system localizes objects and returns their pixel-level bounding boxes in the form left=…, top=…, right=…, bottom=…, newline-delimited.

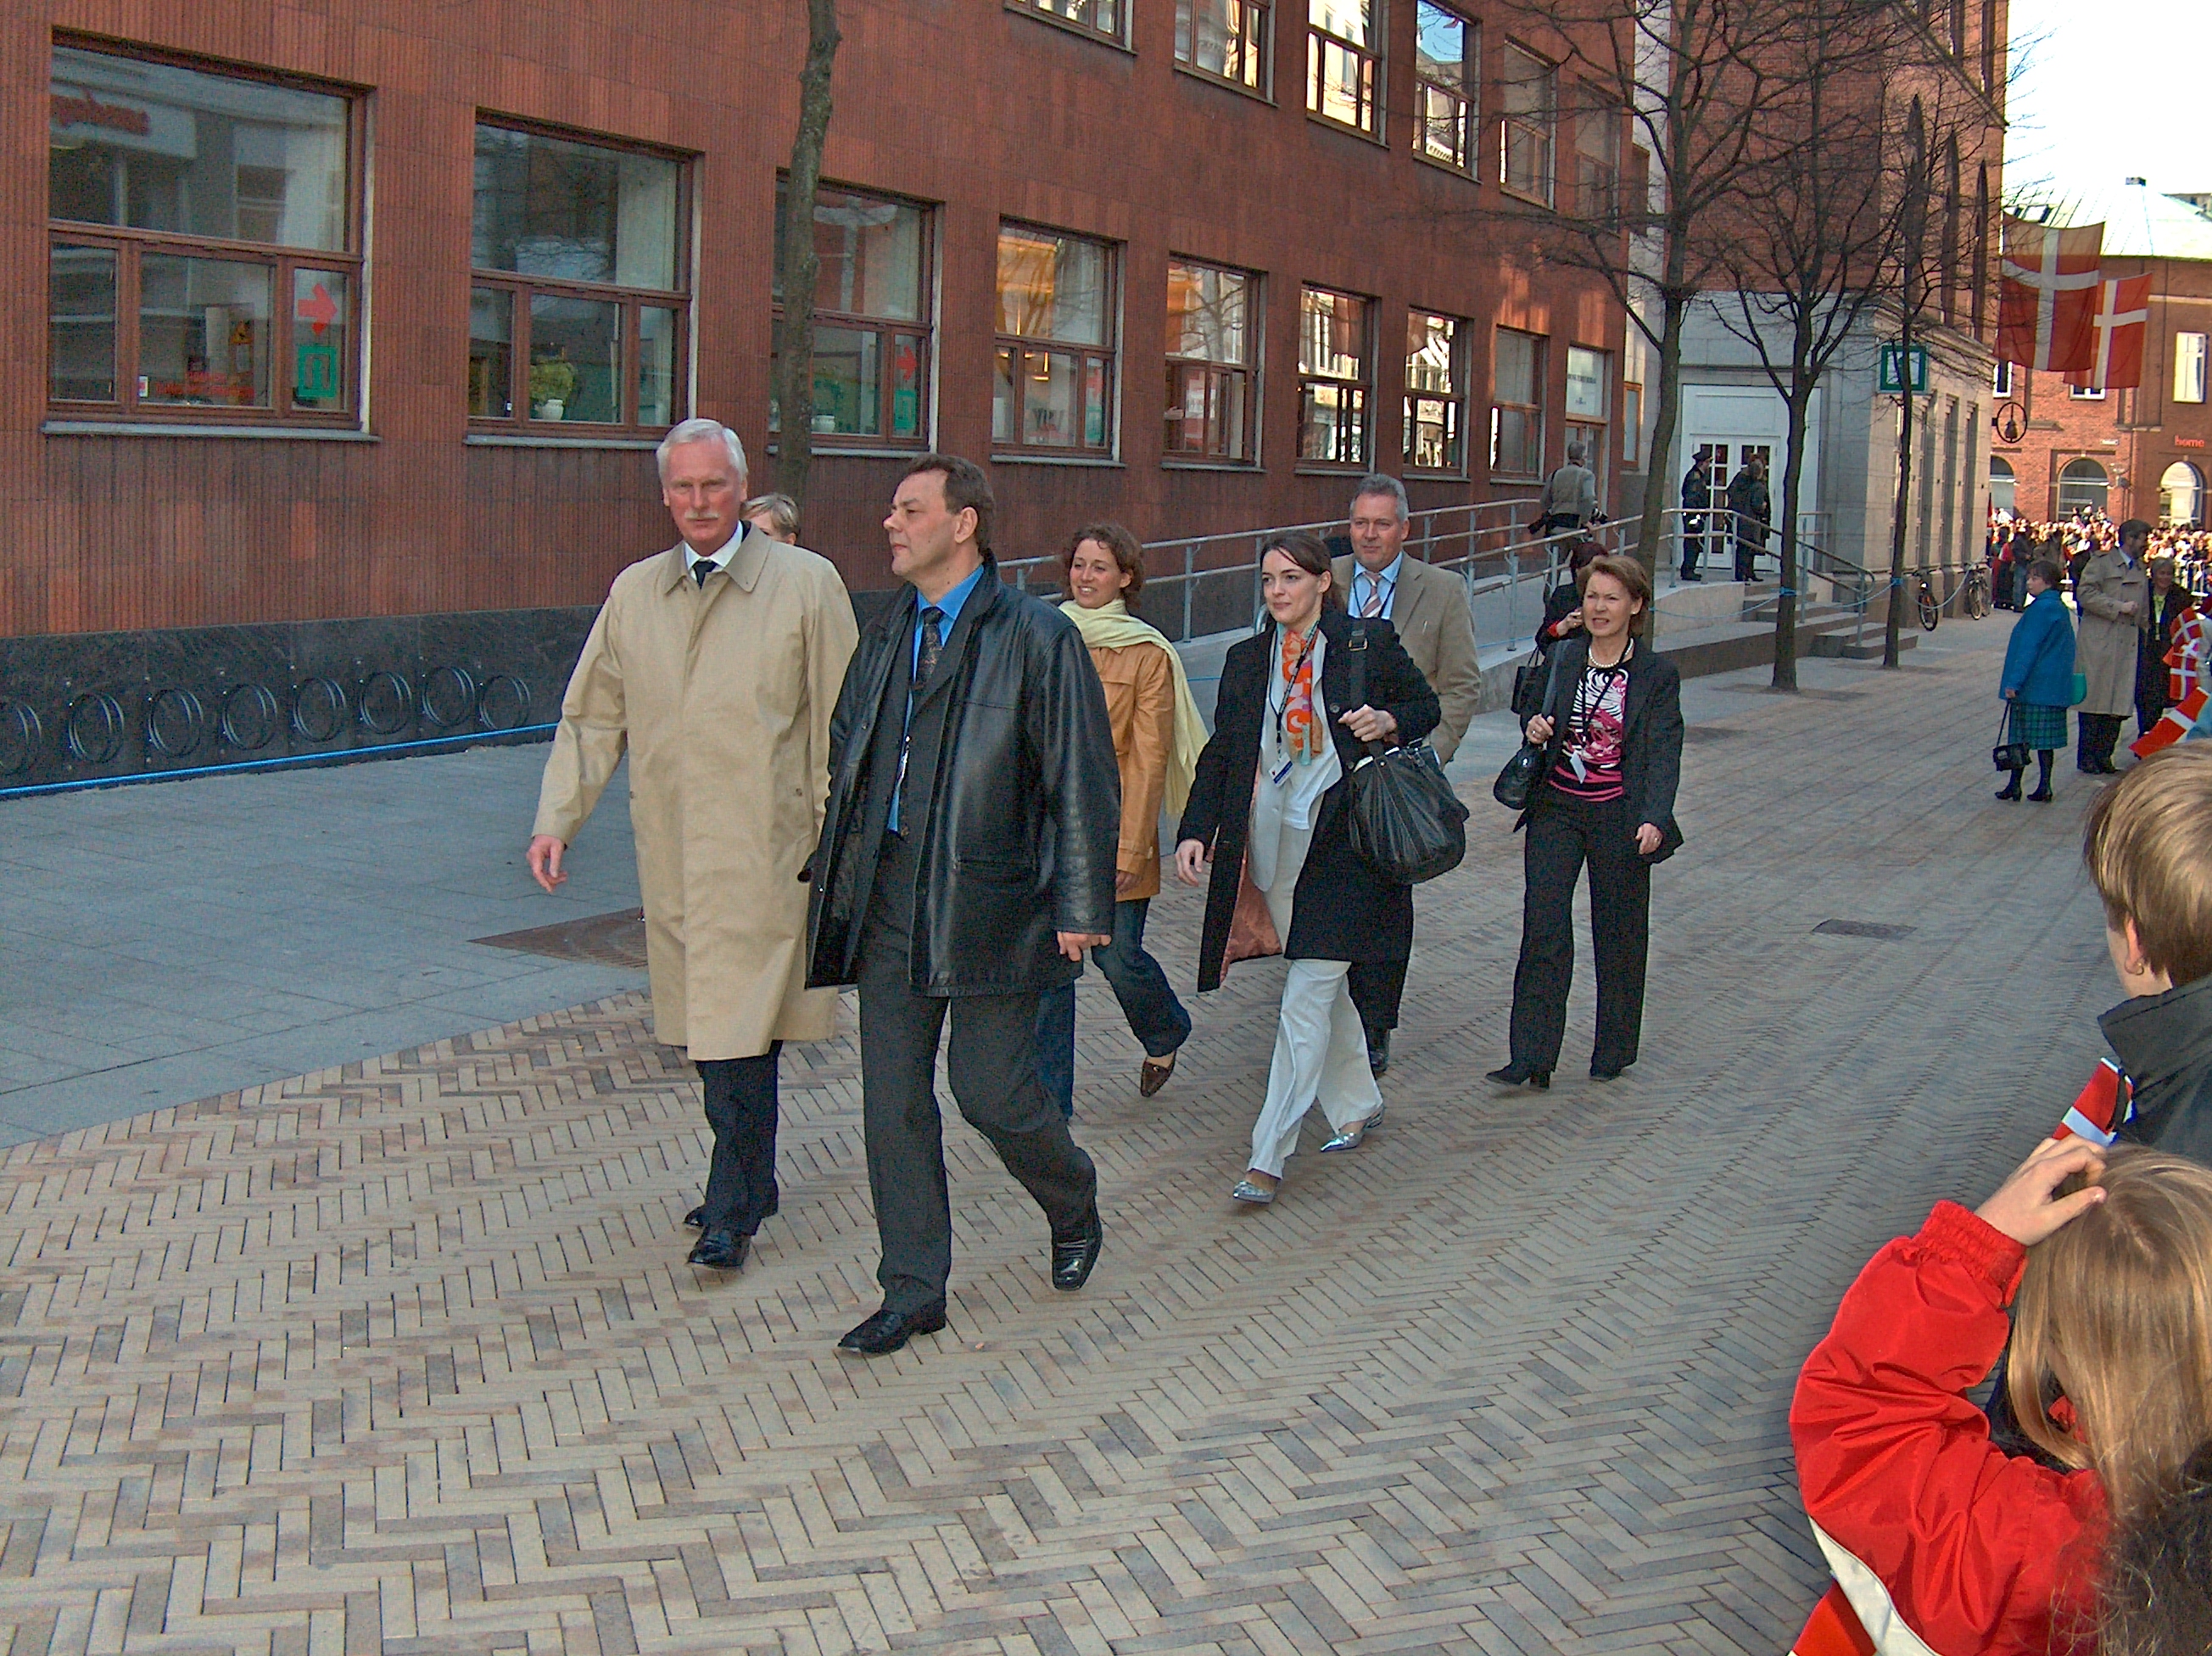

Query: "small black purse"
left=1494, top=646, right=1564, bottom=810
left=1991, top=704, right=2028, bottom=772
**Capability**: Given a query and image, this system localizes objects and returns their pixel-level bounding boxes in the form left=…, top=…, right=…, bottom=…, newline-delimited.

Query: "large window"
left=2176, top=333, right=2208, bottom=404
left=1566, top=344, right=1609, bottom=489
left=1165, top=260, right=1258, bottom=464
left=774, top=183, right=930, bottom=447
left=1309, top=1, right=1380, bottom=136
left=1405, top=310, right=1466, bottom=473
left=1988, top=455, right=2016, bottom=516
left=47, top=42, right=360, bottom=422
left=1490, top=326, right=1544, bottom=477
left=994, top=225, right=1116, bottom=454
left=1012, top=0, right=1124, bottom=42
left=1573, top=89, right=1620, bottom=223
left=1414, top=3, right=1477, bottom=171
left=1622, top=381, right=1642, bottom=467
left=1176, top=0, right=1271, bottom=92
left=470, top=123, right=688, bottom=433
left=2162, top=462, right=2204, bottom=527
left=2058, top=457, right=2109, bottom=517
left=1500, top=45, right=1556, bottom=204
left=1298, top=287, right=1371, bottom=466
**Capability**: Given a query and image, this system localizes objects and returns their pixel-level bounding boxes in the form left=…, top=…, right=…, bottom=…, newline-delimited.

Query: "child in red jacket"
left=1790, top=1141, right=2212, bottom=1656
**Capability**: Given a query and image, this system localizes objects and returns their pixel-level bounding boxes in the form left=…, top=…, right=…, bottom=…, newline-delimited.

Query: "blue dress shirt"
left=1350, top=553, right=1404, bottom=621
left=890, top=561, right=990, bottom=831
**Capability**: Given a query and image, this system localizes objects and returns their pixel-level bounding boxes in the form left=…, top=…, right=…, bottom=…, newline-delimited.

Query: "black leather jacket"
left=805, top=570, right=1121, bottom=995
left=2104, top=973, right=2212, bottom=1166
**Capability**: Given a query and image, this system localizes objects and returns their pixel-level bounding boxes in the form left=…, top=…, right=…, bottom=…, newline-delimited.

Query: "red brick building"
left=1991, top=182, right=2212, bottom=529
left=3, top=0, right=1628, bottom=790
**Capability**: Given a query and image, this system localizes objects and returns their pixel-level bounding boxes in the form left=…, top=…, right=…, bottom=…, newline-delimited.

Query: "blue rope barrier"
left=0, top=723, right=558, bottom=801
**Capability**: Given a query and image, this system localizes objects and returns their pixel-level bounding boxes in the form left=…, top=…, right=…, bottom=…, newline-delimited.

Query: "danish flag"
left=2064, top=273, right=2153, bottom=392
left=2132, top=610, right=2210, bottom=758
left=1998, top=216, right=2103, bottom=372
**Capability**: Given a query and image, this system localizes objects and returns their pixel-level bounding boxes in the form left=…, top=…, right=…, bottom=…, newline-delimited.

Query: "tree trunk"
left=1634, top=279, right=1690, bottom=582
left=1772, top=380, right=1813, bottom=691
left=1884, top=320, right=1915, bottom=669
left=769, top=0, right=841, bottom=514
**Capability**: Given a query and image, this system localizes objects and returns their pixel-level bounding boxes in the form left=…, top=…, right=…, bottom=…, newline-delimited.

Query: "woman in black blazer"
left=1175, top=531, right=1439, bottom=1205
left=1490, top=554, right=1684, bottom=1089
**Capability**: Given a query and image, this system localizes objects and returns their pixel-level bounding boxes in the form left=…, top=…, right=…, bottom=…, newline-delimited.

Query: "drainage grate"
left=1812, top=919, right=1917, bottom=941
left=473, top=907, right=649, bottom=969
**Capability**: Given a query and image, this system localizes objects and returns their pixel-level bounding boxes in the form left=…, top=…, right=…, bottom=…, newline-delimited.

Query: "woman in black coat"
left=1175, top=531, right=1439, bottom=1205
left=1489, top=554, right=1684, bottom=1089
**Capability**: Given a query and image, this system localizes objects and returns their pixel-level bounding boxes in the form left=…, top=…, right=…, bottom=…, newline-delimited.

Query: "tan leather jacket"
left=1089, top=639, right=1176, bottom=900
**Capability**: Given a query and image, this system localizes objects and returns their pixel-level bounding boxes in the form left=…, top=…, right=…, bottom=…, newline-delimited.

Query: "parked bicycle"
left=1913, top=570, right=1941, bottom=631
left=1962, top=563, right=1992, bottom=620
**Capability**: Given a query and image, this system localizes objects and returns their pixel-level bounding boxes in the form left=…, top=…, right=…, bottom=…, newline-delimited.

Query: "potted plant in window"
left=529, top=354, right=577, bottom=421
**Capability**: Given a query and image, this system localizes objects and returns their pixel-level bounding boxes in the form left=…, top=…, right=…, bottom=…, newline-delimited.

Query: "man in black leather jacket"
left=806, top=453, right=1122, bottom=1356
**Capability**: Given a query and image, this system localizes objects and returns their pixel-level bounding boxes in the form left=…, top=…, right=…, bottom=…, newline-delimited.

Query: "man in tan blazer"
left=1332, top=473, right=1483, bottom=1074
left=528, top=418, right=858, bottom=1273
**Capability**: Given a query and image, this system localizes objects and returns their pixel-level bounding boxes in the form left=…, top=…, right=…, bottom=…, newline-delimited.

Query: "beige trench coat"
left=533, top=531, right=859, bottom=1060
left=2074, top=551, right=2149, bottom=718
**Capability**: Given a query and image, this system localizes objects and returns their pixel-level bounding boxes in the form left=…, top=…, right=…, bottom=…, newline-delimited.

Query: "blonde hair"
left=743, top=492, right=800, bottom=540
left=2008, top=1149, right=2212, bottom=1522
left=2084, top=747, right=2212, bottom=987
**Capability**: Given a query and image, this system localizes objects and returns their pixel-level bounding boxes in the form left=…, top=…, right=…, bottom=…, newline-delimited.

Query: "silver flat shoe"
left=1231, top=1178, right=1276, bottom=1205
left=1320, top=1105, right=1385, bottom=1154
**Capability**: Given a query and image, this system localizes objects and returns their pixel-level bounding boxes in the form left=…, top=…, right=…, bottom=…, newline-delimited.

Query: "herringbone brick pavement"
left=0, top=624, right=2118, bottom=1654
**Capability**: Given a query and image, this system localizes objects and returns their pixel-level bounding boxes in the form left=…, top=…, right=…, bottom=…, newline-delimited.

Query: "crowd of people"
left=522, top=417, right=2209, bottom=1651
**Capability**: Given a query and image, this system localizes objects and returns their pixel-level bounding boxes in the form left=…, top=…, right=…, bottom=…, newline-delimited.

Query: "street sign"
left=1879, top=344, right=1930, bottom=394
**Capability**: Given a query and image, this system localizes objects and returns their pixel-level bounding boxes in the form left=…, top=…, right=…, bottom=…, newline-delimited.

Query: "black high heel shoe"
left=1484, top=1065, right=1550, bottom=1090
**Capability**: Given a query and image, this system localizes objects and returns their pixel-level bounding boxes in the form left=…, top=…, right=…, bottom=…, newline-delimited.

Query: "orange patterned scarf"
left=1278, top=623, right=1325, bottom=764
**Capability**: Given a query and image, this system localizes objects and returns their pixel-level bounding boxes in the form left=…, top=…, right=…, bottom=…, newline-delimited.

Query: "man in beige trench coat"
left=2074, top=518, right=2151, bottom=774
left=528, top=417, right=858, bottom=1272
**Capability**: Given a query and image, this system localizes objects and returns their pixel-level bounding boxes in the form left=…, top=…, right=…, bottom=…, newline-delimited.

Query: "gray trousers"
left=856, top=833, right=1098, bottom=1312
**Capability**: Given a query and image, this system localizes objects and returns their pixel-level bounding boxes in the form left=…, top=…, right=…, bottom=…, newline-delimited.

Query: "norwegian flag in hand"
left=1998, top=216, right=2103, bottom=372
left=2065, top=273, right=2153, bottom=392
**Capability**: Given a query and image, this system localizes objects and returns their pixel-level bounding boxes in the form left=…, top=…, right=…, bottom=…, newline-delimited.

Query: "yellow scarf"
left=1059, top=599, right=1209, bottom=818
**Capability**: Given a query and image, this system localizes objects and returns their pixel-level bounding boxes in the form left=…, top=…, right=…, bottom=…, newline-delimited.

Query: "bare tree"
left=769, top=0, right=841, bottom=515
left=1704, top=0, right=1932, bottom=688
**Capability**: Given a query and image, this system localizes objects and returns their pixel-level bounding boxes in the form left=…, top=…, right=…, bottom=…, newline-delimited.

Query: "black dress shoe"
left=1366, top=1028, right=1392, bottom=1077
left=686, top=1228, right=750, bottom=1270
left=1050, top=1206, right=1103, bottom=1291
left=2027, top=786, right=2054, bottom=803
left=837, top=1301, right=947, bottom=1357
left=1484, top=1064, right=1551, bottom=1090
left=1590, top=1064, right=1626, bottom=1082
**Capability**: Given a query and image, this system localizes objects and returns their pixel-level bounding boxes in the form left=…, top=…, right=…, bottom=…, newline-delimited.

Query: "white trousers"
left=1247, top=959, right=1382, bottom=1179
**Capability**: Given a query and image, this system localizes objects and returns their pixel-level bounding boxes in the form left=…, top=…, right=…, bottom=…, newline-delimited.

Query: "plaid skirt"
left=2010, top=702, right=2067, bottom=749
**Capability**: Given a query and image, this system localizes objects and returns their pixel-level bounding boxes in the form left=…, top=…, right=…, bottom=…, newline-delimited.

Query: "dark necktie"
left=692, top=558, right=717, bottom=589
left=915, top=607, right=945, bottom=685
left=892, top=607, right=947, bottom=831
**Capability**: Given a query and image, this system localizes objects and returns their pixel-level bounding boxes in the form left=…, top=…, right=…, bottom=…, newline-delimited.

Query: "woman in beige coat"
left=530, top=419, right=857, bottom=1271
left=1033, top=523, right=1207, bottom=1111
left=2075, top=519, right=2152, bottom=774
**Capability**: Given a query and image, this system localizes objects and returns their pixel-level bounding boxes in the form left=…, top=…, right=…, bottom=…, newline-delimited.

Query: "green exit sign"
left=1879, top=344, right=1930, bottom=394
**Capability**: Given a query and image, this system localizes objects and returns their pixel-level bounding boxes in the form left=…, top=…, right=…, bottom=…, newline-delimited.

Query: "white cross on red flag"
left=1998, top=215, right=2103, bottom=372
left=2064, top=272, right=2153, bottom=392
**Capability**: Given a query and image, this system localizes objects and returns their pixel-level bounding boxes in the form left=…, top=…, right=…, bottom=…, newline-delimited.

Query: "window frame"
left=1307, top=0, right=1382, bottom=138
left=1164, top=257, right=1262, bottom=467
left=1403, top=308, right=1469, bottom=475
left=2068, top=381, right=2106, bottom=402
left=1007, top=0, right=1129, bottom=48
left=1572, top=85, right=1622, bottom=225
left=2176, top=332, right=2208, bottom=405
left=1564, top=342, right=1610, bottom=491
left=1489, top=324, right=1546, bottom=479
left=991, top=221, right=1120, bottom=459
left=1175, top=0, right=1274, bottom=98
left=1991, top=359, right=2012, bottom=396
left=1500, top=42, right=1557, bottom=208
left=1412, top=1, right=1478, bottom=175
left=45, top=37, right=368, bottom=428
left=1621, top=380, right=1642, bottom=467
left=466, top=116, right=694, bottom=438
left=771, top=178, right=936, bottom=452
left=1296, top=284, right=1375, bottom=469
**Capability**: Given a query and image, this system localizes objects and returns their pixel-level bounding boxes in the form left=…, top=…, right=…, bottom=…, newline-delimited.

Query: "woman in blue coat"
left=1997, top=557, right=2076, bottom=803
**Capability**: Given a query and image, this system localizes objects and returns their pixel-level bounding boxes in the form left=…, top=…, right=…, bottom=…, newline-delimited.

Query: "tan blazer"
left=1332, top=553, right=1483, bottom=762
left=1087, top=639, right=1176, bottom=901
left=533, top=530, right=859, bottom=1060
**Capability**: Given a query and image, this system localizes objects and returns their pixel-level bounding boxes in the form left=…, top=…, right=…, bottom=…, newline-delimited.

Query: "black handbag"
left=1991, top=703, right=2029, bottom=772
left=1341, top=626, right=1469, bottom=885
left=1494, top=646, right=1564, bottom=809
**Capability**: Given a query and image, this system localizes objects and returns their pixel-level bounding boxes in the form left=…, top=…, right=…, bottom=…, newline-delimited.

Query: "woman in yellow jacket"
left=1035, top=523, right=1209, bottom=1111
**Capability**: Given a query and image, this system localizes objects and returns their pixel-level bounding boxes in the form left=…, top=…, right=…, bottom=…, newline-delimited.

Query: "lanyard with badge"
left=1566, top=642, right=1630, bottom=784
left=1266, top=624, right=1317, bottom=786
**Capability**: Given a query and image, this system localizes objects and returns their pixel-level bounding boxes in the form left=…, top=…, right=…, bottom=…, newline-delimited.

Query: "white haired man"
left=528, top=418, right=858, bottom=1273
left=1329, top=473, right=1482, bottom=1075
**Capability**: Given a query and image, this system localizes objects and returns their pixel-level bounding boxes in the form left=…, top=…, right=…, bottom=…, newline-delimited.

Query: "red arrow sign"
left=297, top=280, right=338, bottom=336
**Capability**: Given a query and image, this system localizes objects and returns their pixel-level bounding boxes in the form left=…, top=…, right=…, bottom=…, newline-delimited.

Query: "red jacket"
left=1790, top=1201, right=2107, bottom=1655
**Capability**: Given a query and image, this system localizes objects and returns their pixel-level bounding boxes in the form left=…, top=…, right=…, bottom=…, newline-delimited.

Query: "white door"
left=1684, top=384, right=1824, bottom=551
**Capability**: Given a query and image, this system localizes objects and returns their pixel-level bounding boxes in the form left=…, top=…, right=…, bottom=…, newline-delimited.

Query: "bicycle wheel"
left=1918, top=587, right=1940, bottom=630
left=1965, top=574, right=1991, bottom=619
